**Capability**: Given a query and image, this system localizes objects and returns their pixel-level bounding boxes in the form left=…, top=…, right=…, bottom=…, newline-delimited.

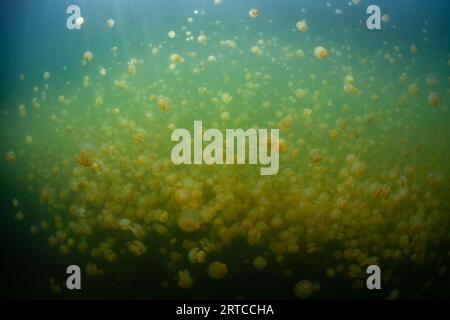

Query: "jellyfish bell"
left=427, top=93, right=439, bottom=108
left=249, top=9, right=259, bottom=18
left=294, top=280, right=313, bottom=299
left=314, top=46, right=328, bottom=60
left=76, top=142, right=97, bottom=167
left=83, top=51, right=93, bottom=63
left=75, top=16, right=84, bottom=28
left=106, top=18, right=115, bottom=28
left=5, top=150, right=16, bottom=163
left=296, top=20, right=308, bottom=32
left=99, top=67, right=107, bottom=76
left=43, top=71, right=51, bottom=80
left=157, top=95, right=173, bottom=112
left=168, top=30, right=176, bottom=38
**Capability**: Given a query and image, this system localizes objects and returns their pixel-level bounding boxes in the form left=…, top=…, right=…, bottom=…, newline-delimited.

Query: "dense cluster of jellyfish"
left=1, top=1, right=449, bottom=299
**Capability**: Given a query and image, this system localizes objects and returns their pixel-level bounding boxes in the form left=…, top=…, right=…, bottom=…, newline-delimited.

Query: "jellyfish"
left=114, top=80, right=127, bottom=90
left=427, top=93, right=439, bottom=108
left=128, top=62, right=137, bottom=76
left=12, top=198, right=19, bottom=207
left=157, top=96, right=173, bottom=112
left=294, top=280, right=313, bottom=299
left=296, top=20, right=308, bottom=32
left=308, top=149, right=323, bottom=163
left=188, top=248, right=206, bottom=264
left=178, top=209, right=201, bottom=233
left=249, top=9, right=259, bottom=18
left=43, top=71, right=50, bottom=80
left=5, top=150, right=16, bottom=163
left=253, top=256, right=267, bottom=269
left=76, top=143, right=96, bottom=167
left=99, top=67, right=107, bottom=76
left=25, top=135, right=33, bottom=144
left=15, top=211, right=24, bottom=221
left=178, top=270, right=194, bottom=289
left=168, top=30, right=176, bottom=38
left=106, top=18, right=115, bottom=28
left=127, top=240, right=147, bottom=256
left=82, top=51, right=93, bottom=64
left=314, top=46, right=328, bottom=60
left=207, top=261, right=228, bottom=279
left=197, top=34, right=207, bottom=44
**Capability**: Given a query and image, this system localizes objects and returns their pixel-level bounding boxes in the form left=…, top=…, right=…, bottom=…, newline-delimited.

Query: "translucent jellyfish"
left=75, top=16, right=84, bottom=27
left=314, top=46, right=328, bottom=60
left=12, top=198, right=19, bottom=207
left=43, top=71, right=50, bottom=80
left=99, top=67, right=107, bottom=76
left=294, top=280, right=313, bottom=299
left=83, top=51, right=93, bottom=63
left=214, top=0, right=222, bottom=5
left=178, top=270, right=194, bottom=289
left=5, top=150, right=16, bottom=163
left=253, top=256, right=267, bottom=269
left=170, top=53, right=182, bottom=64
left=127, top=240, right=147, bottom=256
left=15, top=211, right=24, bottom=221
left=410, top=45, right=418, bottom=55
left=188, top=248, right=206, bottom=264
left=114, top=80, right=128, bottom=90
left=207, top=261, right=228, bottom=279
left=308, top=149, right=323, bottom=163
left=106, top=18, right=115, bottom=28
left=295, top=49, right=304, bottom=58
left=178, top=209, right=201, bottom=233
left=296, top=20, right=308, bottom=32
left=128, top=62, right=137, bottom=76
left=207, top=55, right=217, bottom=62
left=25, top=135, right=33, bottom=144
left=157, top=96, right=173, bottom=112
left=168, top=30, right=176, bottom=38
left=427, top=93, right=439, bottom=108
left=249, top=9, right=259, bottom=18
left=197, top=34, right=207, bottom=44
left=408, top=83, right=418, bottom=96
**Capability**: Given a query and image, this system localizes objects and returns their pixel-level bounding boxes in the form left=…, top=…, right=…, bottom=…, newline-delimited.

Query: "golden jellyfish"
left=207, top=261, right=228, bottom=279
left=410, top=45, right=418, bottom=55
left=197, top=34, right=207, bottom=44
left=127, top=240, right=147, bottom=256
left=157, top=95, right=172, bottom=112
left=15, top=211, right=24, bottom=221
left=408, top=83, right=419, bottom=96
left=427, top=93, right=439, bottom=108
left=253, top=256, right=267, bottom=269
left=75, top=16, right=84, bottom=28
left=308, top=149, right=323, bottom=164
left=188, top=248, right=207, bottom=264
left=168, top=30, right=176, bottom=38
left=329, top=129, right=339, bottom=141
left=178, top=209, right=201, bottom=233
left=5, top=150, right=16, bottom=163
left=296, top=20, right=308, bottom=32
left=294, top=280, right=313, bottom=299
left=12, top=198, right=19, bottom=207
left=83, top=51, right=93, bottom=63
left=114, top=80, right=128, bottom=90
left=314, top=46, right=328, bottom=60
left=170, top=53, right=182, bottom=64
left=249, top=9, right=259, bottom=18
left=128, top=62, right=137, bottom=76
left=76, top=143, right=96, bottom=167
left=99, top=67, right=107, bottom=76
left=106, top=18, right=115, bottom=28
left=25, top=135, right=33, bottom=144
left=43, top=71, right=50, bottom=80
left=178, top=270, right=194, bottom=289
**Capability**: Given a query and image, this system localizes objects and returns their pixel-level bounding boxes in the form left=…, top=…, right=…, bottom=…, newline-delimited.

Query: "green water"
left=0, top=0, right=449, bottom=299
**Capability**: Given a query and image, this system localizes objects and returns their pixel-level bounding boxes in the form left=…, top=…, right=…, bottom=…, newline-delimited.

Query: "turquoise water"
left=0, top=0, right=449, bottom=299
